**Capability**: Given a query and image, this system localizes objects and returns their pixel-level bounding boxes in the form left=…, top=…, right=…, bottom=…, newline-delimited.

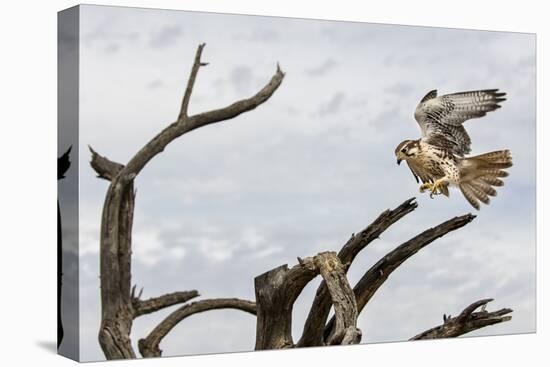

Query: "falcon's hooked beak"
left=397, top=159, right=402, bottom=165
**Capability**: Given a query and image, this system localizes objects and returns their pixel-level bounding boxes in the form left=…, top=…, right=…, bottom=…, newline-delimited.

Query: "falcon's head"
left=395, top=139, right=419, bottom=165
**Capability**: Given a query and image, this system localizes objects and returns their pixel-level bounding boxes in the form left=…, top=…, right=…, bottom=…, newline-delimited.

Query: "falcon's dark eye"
left=401, top=148, right=407, bottom=153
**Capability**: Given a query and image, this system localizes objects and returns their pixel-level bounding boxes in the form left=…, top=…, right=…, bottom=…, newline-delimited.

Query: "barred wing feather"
left=414, top=89, right=506, bottom=156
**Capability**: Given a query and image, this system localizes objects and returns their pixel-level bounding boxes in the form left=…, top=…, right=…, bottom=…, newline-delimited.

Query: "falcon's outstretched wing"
left=414, top=89, right=506, bottom=156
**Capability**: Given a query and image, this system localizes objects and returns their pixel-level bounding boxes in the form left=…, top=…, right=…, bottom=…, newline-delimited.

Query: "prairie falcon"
left=394, top=89, right=512, bottom=210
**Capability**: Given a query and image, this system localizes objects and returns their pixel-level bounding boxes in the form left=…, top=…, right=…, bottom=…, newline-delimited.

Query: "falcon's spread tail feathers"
left=458, top=150, right=512, bottom=210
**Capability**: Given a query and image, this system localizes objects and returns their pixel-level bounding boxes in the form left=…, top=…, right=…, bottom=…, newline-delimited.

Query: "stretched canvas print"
left=57, top=4, right=536, bottom=362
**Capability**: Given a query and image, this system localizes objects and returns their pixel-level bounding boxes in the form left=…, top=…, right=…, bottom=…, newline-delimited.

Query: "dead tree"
left=90, top=44, right=512, bottom=360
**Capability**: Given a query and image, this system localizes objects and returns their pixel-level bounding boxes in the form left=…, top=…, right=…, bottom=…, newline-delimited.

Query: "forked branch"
left=121, top=45, right=284, bottom=180
left=255, top=252, right=361, bottom=349
left=299, top=198, right=418, bottom=347
left=323, top=213, right=476, bottom=341
left=353, top=214, right=476, bottom=314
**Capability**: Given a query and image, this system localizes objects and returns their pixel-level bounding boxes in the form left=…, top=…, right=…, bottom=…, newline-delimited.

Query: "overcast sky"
left=70, top=4, right=535, bottom=361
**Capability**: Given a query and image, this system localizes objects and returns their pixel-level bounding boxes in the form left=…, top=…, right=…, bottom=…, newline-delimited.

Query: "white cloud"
left=78, top=205, right=101, bottom=256
left=149, top=24, right=183, bottom=48
left=241, top=227, right=266, bottom=249
left=194, top=227, right=275, bottom=263
left=251, top=245, right=283, bottom=259
left=133, top=230, right=165, bottom=267
left=169, top=246, right=187, bottom=260
left=154, top=176, right=240, bottom=206
left=198, top=237, right=235, bottom=263
left=306, top=58, right=338, bottom=77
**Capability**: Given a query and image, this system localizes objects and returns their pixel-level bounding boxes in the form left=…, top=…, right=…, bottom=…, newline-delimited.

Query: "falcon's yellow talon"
left=419, top=183, right=432, bottom=193
left=429, top=180, right=446, bottom=197
left=420, top=180, right=446, bottom=198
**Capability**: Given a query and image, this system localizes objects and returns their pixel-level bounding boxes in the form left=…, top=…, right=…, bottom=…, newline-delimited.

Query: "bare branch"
left=178, top=43, right=207, bottom=121
left=338, top=198, right=418, bottom=263
left=299, top=198, right=418, bottom=347
left=132, top=290, right=200, bottom=318
left=89, top=145, right=124, bottom=181
left=352, top=214, right=476, bottom=313
left=186, top=65, right=285, bottom=132
left=456, top=298, right=494, bottom=323
left=313, top=252, right=361, bottom=345
left=410, top=299, right=513, bottom=340
left=323, top=213, right=476, bottom=342
left=138, top=298, right=256, bottom=357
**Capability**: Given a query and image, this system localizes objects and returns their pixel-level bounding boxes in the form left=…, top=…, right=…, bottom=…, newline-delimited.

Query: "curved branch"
left=89, top=145, right=124, bottom=181
left=323, top=213, right=476, bottom=341
left=138, top=298, right=257, bottom=357
left=187, top=63, right=285, bottom=132
left=132, top=290, right=200, bottom=318
left=410, top=299, right=513, bottom=340
left=456, top=298, right=494, bottom=323
left=299, top=198, right=418, bottom=347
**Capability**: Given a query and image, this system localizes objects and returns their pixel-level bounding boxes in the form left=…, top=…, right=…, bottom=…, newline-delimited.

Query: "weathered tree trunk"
left=90, top=44, right=512, bottom=360
left=254, top=262, right=318, bottom=349
left=97, top=180, right=136, bottom=359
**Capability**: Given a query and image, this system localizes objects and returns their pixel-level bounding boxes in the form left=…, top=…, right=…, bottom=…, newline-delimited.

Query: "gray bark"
left=410, top=299, right=513, bottom=340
